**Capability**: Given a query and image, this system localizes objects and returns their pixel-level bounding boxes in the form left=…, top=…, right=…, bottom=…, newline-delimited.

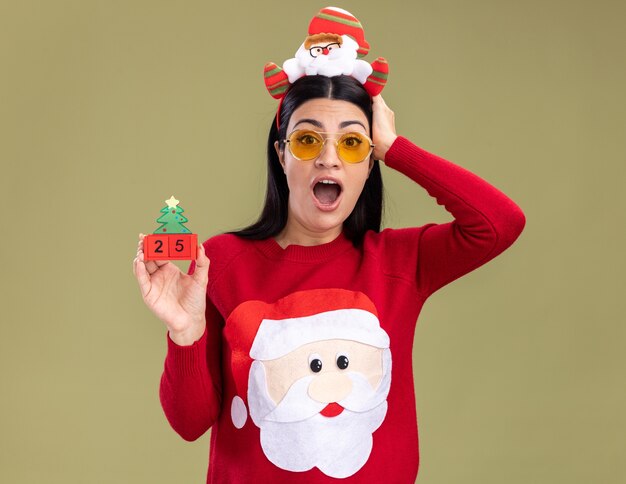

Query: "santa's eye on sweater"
left=309, top=359, right=322, bottom=373
left=336, top=354, right=349, bottom=370
left=308, top=353, right=323, bottom=373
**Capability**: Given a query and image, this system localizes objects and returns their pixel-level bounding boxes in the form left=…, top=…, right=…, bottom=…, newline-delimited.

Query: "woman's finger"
left=146, top=259, right=170, bottom=274
left=132, top=255, right=138, bottom=277
left=145, top=259, right=160, bottom=274
left=134, top=251, right=152, bottom=299
left=192, top=244, right=210, bottom=287
left=371, top=93, right=397, bottom=162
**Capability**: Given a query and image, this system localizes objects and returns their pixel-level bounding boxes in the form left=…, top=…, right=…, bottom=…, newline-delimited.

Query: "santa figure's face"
left=308, top=41, right=341, bottom=58
left=247, top=338, right=392, bottom=478
left=295, top=33, right=359, bottom=77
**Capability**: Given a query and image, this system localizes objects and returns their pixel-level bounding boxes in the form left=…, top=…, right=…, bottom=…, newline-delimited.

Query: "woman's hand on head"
left=132, top=233, right=210, bottom=346
left=371, top=94, right=398, bottom=162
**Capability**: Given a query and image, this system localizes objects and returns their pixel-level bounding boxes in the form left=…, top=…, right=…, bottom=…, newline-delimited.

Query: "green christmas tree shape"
left=153, top=196, right=192, bottom=234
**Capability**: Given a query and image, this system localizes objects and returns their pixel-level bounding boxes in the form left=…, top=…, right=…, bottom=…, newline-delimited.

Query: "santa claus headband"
left=263, top=6, right=389, bottom=130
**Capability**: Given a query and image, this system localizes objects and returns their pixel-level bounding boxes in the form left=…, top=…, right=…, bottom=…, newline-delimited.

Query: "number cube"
left=143, top=233, right=198, bottom=261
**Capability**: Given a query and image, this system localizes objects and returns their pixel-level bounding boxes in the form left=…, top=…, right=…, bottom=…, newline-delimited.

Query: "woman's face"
left=274, top=98, right=374, bottom=238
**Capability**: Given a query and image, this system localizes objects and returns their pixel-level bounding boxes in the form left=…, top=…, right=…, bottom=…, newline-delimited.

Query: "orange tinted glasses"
left=283, top=129, right=375, bottom=164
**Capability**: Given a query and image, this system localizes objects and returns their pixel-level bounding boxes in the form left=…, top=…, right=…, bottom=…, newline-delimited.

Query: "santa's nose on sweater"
left=307, top=372, right=352, bottom=403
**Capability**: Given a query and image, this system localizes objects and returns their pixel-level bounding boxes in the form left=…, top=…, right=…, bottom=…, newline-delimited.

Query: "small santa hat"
left=224, top=288, right=389, bottom=429
left=307, top=6, right=370, bottom=58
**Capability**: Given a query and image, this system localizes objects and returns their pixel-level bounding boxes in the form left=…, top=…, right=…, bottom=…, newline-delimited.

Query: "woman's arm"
left=159, top=262, right=223, bottom=441
left=383, top=136, right=526, bottom=297
left=371, top=95, right=525, bottom=297
left=133, top=235, right=221, bottom=440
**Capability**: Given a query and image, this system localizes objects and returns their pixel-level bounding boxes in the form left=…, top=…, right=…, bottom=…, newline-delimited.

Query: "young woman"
left=133, top=74, right=525, bottom=482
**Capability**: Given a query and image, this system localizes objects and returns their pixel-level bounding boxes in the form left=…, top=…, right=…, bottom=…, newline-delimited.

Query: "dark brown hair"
left=228, top=75, right=384, bottom=247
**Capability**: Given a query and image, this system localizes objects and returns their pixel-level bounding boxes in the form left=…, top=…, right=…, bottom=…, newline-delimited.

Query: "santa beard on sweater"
left=283, top=34, right=373, bottom=85
left=247, top=348, right=392, bottom=478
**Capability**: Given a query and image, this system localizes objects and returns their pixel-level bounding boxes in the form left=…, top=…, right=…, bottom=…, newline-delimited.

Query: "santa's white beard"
left=259, top=402, right=387, bottom=478
left=247, top=350, right=391, bottom=478
left=298, top=47, right=356, bottom=78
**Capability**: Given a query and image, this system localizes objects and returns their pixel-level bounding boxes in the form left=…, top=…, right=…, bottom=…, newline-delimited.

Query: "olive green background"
left=1, top=0, right=624, bottom=482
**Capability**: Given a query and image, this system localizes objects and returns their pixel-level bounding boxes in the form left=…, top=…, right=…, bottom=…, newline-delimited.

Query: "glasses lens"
left=338, top=132, right=371, bottom=163
left=288, top=130, right=324, bottom=160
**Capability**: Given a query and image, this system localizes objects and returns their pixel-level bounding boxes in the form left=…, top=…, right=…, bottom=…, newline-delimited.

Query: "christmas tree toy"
left=143, top=196, right=198, bottom=261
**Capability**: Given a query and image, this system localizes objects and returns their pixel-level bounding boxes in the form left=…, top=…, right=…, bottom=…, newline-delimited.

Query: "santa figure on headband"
left=225, top=288, right=393, bottom=478
left=284, top=32, right=371, bottom=83
left=264, top=6, right=389, bottom=98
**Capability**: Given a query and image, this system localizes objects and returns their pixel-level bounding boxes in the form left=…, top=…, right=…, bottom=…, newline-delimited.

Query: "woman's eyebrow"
left=339, top=120, right=367, bottom=130
left=292, top=119, right=367, bottom=130
left=293, top=118, right=323, bottom=129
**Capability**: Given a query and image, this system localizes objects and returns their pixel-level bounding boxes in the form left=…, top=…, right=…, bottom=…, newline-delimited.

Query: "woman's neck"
left=273, top=222, right=343, bottom=249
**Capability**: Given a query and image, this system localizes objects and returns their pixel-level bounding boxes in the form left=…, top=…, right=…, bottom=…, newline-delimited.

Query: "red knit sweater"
left=159, top=136, right=526, bottom=483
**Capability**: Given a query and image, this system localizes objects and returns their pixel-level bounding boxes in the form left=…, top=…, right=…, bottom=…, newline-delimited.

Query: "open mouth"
left=313, top=179, right=342, bottom=207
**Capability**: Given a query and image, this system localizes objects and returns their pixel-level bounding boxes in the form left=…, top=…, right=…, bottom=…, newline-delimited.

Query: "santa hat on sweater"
left=224, top=288, right=389, bottom=429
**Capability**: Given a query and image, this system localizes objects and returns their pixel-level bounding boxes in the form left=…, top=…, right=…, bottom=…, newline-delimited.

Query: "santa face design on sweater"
left=225, top=289, right=392, bottom=479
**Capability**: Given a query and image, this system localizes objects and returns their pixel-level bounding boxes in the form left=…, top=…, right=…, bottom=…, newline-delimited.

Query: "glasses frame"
left=282, top=129, right=375, bottom=164
left=308, top=42, right=342, bottom=58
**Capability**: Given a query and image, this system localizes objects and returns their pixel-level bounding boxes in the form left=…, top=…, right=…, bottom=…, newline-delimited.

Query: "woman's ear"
left=368, top=157, right=374, bottom=176
left=274, top=140, right=285, bottom=171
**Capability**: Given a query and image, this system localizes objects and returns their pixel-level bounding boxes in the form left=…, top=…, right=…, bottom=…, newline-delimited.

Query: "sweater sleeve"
left=158, top=260, right=223, bottom=441
left=383, top=136, right=526, bottom=297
